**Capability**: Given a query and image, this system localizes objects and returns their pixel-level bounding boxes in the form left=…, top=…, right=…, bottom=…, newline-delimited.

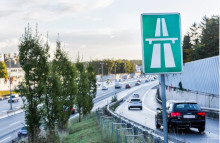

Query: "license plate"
left=183, top=115, right=195, bottom=118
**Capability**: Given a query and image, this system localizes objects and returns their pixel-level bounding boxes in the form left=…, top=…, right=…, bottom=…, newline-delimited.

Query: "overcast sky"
left=0, top=0, right=219, bottom=61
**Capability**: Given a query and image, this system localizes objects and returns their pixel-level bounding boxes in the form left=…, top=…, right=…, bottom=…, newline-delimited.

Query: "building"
left=0, top=53, right=25, bottom=91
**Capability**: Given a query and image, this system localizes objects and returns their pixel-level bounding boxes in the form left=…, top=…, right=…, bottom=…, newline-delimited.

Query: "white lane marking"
left=0, top=136, right=11, bottom=143
left=142, top=89, right=156, bottom=114
left=1, top=110, right=7, bottom=113
left=9, top=121, right=21, bottom=126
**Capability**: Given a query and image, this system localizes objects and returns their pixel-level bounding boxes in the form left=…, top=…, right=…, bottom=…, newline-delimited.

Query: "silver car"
left=128, top=98, right=142, bottom=110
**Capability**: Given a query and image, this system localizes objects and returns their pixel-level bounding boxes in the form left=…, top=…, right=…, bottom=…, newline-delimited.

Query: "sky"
left=0, top=0, right=219, bottom=61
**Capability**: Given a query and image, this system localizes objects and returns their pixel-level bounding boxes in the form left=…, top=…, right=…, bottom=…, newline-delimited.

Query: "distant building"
left=0, top=53, right=25, bottom=91
left=135, top=65, right=142, bottom=73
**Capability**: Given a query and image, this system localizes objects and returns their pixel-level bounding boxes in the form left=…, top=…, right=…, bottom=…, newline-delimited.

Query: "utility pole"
left=115, top=63, right=117, bottom=81
left=100, top=62, right=104, bottom=88
left=6, top=57, right=14, bottom=110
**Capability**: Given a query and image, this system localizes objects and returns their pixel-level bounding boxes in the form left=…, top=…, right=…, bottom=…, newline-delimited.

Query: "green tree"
left=18, top=25, right=49, bottom=143
left=183, top=34, right=193, bottom=63
left=52, top=40, right=78, bottom=131
left=0, top=61, right=8, bottom=78
left=199, top=15, right=219, bottom=58
left=76, top=62, right=90, bottom=121
left=86, top=63, right=97, bottom=112
left=190, top=22, right=200, bottom=46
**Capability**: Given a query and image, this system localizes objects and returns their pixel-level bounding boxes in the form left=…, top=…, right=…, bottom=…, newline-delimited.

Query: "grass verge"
left=65, top=113, right=102, bottom=143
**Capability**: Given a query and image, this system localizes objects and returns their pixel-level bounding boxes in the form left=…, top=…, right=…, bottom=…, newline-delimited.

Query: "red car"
left=72, top=108, right=76, bottom=114
left=125, top=84, right=131, bottom=88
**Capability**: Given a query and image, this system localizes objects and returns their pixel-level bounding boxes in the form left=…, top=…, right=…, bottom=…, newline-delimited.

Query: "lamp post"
left=98, top=68, right=101, bottom=75
left=6, top=57, right=14, bottom=110
left=115, top=63, right=117, bottom=81
left=100, top=62, right=104, bottom=88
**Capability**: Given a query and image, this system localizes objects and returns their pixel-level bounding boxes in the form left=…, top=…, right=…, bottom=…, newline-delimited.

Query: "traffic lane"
left=96, top=79, right=146, bottom=98
left=0, top=112, right=25, bottom=143
left=115, top=86, right=158, bottom=129
left=0, top=97, right=23, bottom=116
left=142, top=89, right=219, bottom=143
left=116, top=87, right=219, bottom=143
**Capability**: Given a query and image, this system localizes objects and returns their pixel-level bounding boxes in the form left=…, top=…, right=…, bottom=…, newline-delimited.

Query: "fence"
left=96, top=101, right=184, bottom=143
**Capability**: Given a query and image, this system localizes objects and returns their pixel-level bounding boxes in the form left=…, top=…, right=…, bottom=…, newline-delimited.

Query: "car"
left=8, top=94, right=19, bottom=103
left=125, top=84, right=131, bottom=88
left=102, top=86, right=108, bottom=90
left=135, top=82, right=141, bottom=86
left=115, top=82, right=122, bottom=89
left=128, top=98, right=142, bottom=110
left=145, top=79, right=150, bottom=82
left=72, top=107, right=76, bottom=114
left=18, top=126, right=28, bottom=138
left=132, top=94, right=140, bottom=98
left=137, top=80, right=141, bottom=83
left=155, top=100, right=206, bottom=133
left=0, top=97, right=2, bottom=101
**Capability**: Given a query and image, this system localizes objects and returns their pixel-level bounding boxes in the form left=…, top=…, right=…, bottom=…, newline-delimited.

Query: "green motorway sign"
left=141, top=13, right=182, bottom=74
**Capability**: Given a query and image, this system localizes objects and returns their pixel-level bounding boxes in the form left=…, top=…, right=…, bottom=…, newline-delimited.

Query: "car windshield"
left=21, top=127, right=26, bottom=130
left=174, top=103, right=200, bottom=111
left=131, top=99, right=140, bottom=102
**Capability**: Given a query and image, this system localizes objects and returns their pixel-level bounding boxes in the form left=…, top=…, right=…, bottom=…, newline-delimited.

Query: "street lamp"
left=6, top=57, right=15, bottom=110
left=98, top=68, right=101, bottom=75
left=114, top=63, right=117, bottom=81
left=100, top=62, right=104, bottom=88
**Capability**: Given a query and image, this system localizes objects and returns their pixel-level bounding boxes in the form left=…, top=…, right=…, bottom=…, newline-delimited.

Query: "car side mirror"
left=156, top=108, right=162, bottom=110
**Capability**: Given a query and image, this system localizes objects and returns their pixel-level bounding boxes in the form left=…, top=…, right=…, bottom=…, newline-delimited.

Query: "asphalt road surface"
left=115, top=83, right=219, bottom=143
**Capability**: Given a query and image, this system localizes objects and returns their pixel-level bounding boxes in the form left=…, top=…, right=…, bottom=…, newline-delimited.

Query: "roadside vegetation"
left=183, top=15, right=219, bottom=63
left=16, top=25, right=97, bottom=143
left=65, top=113, right=102, bottom=143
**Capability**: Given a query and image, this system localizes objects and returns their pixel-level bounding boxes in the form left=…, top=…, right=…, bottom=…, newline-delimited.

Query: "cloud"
left=0, top=38, right=19, bottom=54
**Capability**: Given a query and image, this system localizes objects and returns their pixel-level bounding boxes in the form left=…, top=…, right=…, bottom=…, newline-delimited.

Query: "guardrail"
left=96, top=97, right=184, bottom=143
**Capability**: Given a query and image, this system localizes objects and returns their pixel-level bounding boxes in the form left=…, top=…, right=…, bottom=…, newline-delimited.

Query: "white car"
left=128, top=98, right=142, bottom=110
left=102, top=86, right=108, bottom=90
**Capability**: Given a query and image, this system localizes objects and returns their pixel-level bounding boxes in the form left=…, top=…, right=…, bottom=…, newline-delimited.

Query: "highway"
left=0, top=78, right=145, bottom=143
left=115, top=82, right=219, bottom=143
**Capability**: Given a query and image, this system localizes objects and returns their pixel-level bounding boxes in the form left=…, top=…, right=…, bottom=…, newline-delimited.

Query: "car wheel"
left=140, top=107, right=142, bottom=110
left=155, top=117, right=161, bottom=129
left=198, top=127, right=205, bottom=133
left=128, top=107, right=130, bottom=110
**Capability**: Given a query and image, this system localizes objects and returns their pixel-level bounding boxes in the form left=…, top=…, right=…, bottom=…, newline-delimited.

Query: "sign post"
left=141, top=13, right=182, bottom=143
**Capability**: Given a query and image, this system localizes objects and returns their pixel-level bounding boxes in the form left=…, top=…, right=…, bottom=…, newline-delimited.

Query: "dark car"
left=155, top=100, right=205, bottom=133
left=125, top=84, right=131, bottom=88
left=135, top=82, right=141, bottom=86
left=18, top=126, right=28, bottom=138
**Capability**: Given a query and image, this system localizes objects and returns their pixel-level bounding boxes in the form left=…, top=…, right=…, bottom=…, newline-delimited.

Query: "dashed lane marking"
left=0, top=136, right=11, bottom=143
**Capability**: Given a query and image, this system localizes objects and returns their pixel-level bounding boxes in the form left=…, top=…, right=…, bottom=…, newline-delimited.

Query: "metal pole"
left=100, top=63, right=104, bottom=88
left=9, top=59, right=12, bottom=110
left=161, top=74, right=168, bottom=143
left=115, top=63, right=117, bottom=81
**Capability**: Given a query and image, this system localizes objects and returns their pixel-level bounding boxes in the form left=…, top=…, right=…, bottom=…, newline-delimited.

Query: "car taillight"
left=198, top=112, right=205, bottom=116
left=170, top=112, right=181, bottom=117
left=129, top=101, right=132, bottom=103
left=139, top=101, right=142, bottom=103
